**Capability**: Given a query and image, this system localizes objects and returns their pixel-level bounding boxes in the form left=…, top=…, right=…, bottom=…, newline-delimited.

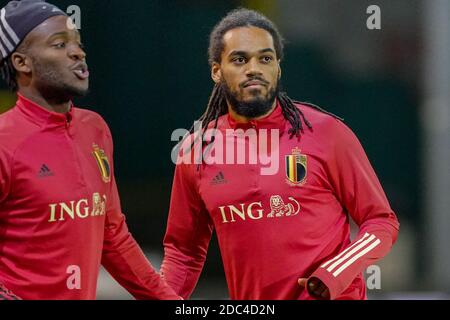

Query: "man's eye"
left=53, top=42, right=66, bottom=48
left=261, top=56, right=273, bottom=63
left=233, top=57, right=246, bottom=64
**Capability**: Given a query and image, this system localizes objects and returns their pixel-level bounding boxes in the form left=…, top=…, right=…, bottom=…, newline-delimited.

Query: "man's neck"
left=18, top=88, right=71, bottom=114
left=228, top=100, right=277, bottom=124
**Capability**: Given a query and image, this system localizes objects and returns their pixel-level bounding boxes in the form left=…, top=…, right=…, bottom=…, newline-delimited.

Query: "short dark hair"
left=0, top=41, right=29, bottom=92
left=208, top=8, right=284, bottom=66
left=0, top=57, right=18, bottom=92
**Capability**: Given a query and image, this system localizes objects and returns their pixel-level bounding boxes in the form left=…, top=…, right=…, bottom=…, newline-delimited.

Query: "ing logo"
left=218, top=195, right=301, bottom=224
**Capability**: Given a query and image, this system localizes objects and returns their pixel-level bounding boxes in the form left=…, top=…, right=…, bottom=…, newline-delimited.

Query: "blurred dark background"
left=1, top=0, right=445, bottom=299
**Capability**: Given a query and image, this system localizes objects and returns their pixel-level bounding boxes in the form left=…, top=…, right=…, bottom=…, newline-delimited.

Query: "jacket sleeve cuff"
left=309, top=267, right=348, bottom=300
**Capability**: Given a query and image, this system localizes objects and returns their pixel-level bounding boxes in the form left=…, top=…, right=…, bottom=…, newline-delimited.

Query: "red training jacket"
left=0, top=94, right=179, bottom=300
left=161, top=101, right=399, bottom=300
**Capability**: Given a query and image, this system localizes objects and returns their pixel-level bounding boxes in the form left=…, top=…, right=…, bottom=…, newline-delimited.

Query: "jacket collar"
left=225, top=99, right=287, bottom=133
left=15, top=94, right=74, bottom=127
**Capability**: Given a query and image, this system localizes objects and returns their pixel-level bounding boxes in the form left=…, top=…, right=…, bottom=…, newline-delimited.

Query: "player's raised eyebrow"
left=47, top=30, right=80, bottom=40
left=228, top=48, right=275, bottom=57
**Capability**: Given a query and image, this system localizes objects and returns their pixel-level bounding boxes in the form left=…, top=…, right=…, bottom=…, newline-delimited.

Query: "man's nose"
left=245, top=58, right=263, bottom=77
left=68, top=45, right=86, bottom=61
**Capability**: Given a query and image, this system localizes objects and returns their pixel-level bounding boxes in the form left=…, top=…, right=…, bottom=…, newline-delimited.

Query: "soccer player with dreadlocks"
left=161, top=8, right=399, bottom=300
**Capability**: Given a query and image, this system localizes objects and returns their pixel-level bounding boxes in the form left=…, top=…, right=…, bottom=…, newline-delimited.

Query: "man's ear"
left=211, top=62, right=221, bottom=84
left=11, top=52, right=31, bottom=74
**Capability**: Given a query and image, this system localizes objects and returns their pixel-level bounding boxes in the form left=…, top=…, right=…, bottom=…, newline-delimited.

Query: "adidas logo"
left=211, top=171, right=227, bottom=185
left=38, top=164, right=54, bottom=178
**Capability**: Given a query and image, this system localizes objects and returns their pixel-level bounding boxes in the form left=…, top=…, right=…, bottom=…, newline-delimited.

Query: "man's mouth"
left=72, top=63, right=89, bottom=80
left=243, top=80, right=267, bottom=88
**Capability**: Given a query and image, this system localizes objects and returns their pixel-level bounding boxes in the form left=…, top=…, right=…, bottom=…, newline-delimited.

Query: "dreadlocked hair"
left=187, top=86, right=342, bottom=142
left=0, top=57, right=18, bottom=92
left=183, top=8, right=342, bottom=153
left=277, top=91, right=312, bottom=138
left=187, top=84, right=226, bottom=133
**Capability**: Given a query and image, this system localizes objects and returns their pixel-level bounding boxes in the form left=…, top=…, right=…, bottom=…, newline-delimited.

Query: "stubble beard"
left=32, top=56, right=89, bottom=103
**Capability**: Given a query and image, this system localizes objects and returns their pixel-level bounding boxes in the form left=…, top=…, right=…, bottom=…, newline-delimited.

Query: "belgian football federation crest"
left=92, top=144, right=111, bottom=183
left=285, top=147, right=307, bottom=186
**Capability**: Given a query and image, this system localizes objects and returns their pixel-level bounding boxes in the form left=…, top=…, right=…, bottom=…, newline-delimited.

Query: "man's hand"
left=298, top=277, right=330, bottom=300
left=0, top=283, right=21, bottom=300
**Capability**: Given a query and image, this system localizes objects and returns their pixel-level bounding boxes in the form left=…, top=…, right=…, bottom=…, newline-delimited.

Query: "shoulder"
left=295, top=101, right=354, bottom=131
left=74, top=107, right=112, bottom=138
left=0, top=108, right=17, bottom=132
left=294, top=101, right=343, bottom=128
left=293, top=101, right=360, bottom=145
left=208, top=113, right=229, bottom=131
left=0, top=110, right=14, bottom=160
left=0, top=107, right=27, bottom=133
left=0, top=108, right=40, bottom=156
left=74, top=107, right=108, bottom=126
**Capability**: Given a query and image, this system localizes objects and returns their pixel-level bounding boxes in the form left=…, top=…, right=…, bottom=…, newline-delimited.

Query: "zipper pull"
left=65, top=113, right=72, bottom=129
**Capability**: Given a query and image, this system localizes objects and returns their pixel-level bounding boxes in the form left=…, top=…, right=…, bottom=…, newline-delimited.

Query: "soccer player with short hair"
left=0, top=0, right=180, bottom=300
left=161, top=8, right=400, bottom=300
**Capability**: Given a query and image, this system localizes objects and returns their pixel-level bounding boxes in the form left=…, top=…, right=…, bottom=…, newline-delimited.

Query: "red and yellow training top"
left=0, top=94, right=179, bottom=300
left=161, top=101, right=400, bottom=300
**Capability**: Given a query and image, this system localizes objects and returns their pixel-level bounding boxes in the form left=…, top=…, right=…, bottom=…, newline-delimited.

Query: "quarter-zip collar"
left=226, top=99, right=287, bottom=134
left=15, top=94, right=75, bottom=128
